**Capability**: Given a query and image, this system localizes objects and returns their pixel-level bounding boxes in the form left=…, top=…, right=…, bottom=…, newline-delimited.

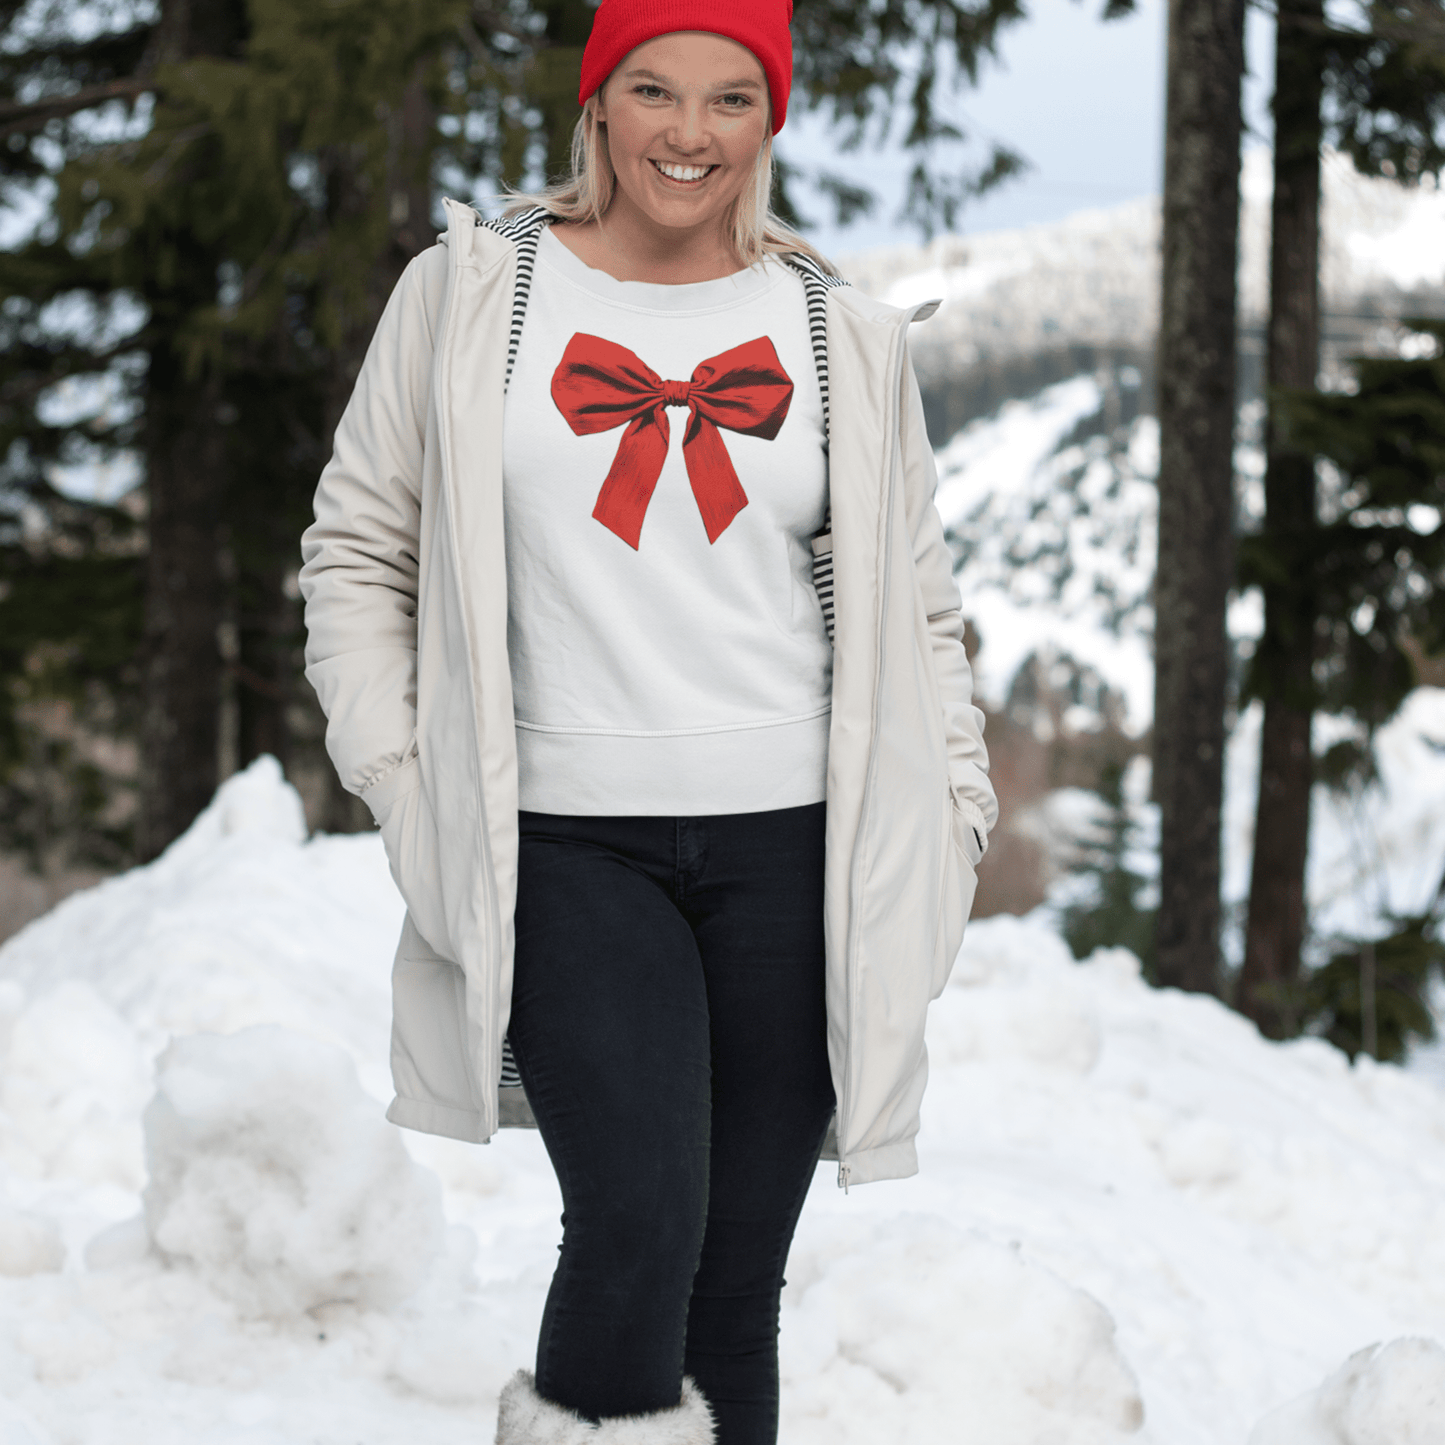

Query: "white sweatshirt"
left=502, top=227, right=832, bottom=815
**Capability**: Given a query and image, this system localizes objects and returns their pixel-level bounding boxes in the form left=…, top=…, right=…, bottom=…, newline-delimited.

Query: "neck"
left=554, top=191, right=745, bottom=284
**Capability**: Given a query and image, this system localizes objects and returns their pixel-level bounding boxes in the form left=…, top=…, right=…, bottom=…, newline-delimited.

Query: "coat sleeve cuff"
left=361, top=752, right=422, bottom=821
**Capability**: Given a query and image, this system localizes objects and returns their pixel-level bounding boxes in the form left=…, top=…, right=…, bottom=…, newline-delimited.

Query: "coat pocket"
left=933, top=789, right=979, bottom=998
left=368, top=757, right=451, bottom=958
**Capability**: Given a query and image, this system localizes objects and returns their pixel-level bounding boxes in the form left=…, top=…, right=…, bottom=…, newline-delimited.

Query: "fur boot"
left=494, top=1370, right=716, bottom=1444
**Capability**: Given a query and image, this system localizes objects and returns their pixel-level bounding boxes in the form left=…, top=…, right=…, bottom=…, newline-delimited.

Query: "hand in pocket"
left=372, top=761, right=452, bottom=957
left=934, top=792, right=979, bottom=998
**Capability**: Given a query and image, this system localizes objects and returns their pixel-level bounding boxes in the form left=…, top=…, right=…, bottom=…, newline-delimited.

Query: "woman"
left=299, top=2, right=997, bottom=1441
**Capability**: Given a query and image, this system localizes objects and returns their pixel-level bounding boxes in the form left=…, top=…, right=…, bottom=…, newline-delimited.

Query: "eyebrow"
left=621, top=68, right=764, bottom=90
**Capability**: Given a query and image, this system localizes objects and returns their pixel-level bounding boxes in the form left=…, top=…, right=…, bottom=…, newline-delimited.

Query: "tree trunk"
left=235, top=537, right=294, bottom=775
left=1239, top=0, right=1324, bottom=1036
left=135, top=0, right=250, bottom=858
left=138, top=352, right=225, bottom=859
left=1153, top=0, right=1246, bottom=994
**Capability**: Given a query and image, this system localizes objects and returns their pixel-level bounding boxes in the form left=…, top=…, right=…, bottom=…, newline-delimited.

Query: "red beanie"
left=578, top=0, right=794, bottom=134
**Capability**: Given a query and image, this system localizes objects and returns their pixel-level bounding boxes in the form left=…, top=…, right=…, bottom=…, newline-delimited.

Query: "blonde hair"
left=503, top=94, right=839, bottom=276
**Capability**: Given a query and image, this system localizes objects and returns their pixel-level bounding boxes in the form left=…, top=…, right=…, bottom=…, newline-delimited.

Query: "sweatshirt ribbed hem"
left=516, top=708, right=830, bottom=815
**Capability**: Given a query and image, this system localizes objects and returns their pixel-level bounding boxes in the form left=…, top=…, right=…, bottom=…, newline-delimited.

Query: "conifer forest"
left=3, top=0, right=1445, bottom=1051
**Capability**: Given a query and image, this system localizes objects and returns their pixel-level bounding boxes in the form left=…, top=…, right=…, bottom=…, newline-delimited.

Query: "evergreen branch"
left=467, top=4, right=537, bottom=48
left=141, top=121, right=210, bottom=186
left=0, top=337, right=148, bottom=408
left=0, top=22, right=153, bottom=74
left=1344, top=0, right=1445, bottom=57
left=455, top=15, right=491, bottom=64
left=0, top=77, right=151, bottom=140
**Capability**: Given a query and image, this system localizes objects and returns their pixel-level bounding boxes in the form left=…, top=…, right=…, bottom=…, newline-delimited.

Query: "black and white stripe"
left=780, top=252, right=847, bottom=646
left=778, top=249, right=848, bottom=441
left=476, top=204, right=552, bottom=391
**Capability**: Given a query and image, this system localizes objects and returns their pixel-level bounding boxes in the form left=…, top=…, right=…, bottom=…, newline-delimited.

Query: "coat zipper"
left=433, top=202, right=503, bottom=1125
left=837, top=309, right=915, bottom=1190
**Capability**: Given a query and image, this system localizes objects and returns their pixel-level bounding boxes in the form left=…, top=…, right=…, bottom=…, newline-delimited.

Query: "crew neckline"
left=536, top=226, right=781, bottom=315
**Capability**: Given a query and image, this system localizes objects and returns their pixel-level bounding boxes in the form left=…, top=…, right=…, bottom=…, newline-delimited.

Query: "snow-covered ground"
left=0, top=758, right=1442, bottom=1443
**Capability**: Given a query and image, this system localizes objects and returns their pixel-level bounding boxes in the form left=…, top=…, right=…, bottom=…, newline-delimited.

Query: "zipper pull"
left=838, top=1162, right=850, bottom=1193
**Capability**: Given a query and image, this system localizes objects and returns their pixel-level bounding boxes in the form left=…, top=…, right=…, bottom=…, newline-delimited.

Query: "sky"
left=780, top=0, right=1278, bottom=257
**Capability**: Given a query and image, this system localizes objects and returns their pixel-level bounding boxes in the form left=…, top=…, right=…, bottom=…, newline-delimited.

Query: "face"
left=594, top=31, right=771, bottom=241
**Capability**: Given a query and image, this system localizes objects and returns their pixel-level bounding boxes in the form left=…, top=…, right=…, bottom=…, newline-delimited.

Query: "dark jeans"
left=507, top=802, right=836, bottom=1445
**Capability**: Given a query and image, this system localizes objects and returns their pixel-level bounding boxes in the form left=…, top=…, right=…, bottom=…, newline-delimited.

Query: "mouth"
left=650, top=159, right=718, bottom=186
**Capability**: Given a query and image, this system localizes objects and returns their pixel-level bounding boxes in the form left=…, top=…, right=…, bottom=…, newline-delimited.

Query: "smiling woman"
left=504, top=17, right=830, bottom=281
left=298, top=1, right=998, bottom=1442
left=570, top=35, right=773, bottom=281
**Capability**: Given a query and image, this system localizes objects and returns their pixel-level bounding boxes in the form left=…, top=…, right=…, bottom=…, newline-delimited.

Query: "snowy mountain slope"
left=933, top=371, right=1158, bottom=730
left=838, top=149, right=1445, bottom=387
left=925, top=358, right=1445, bottom=962
left=0, top=759, right=1440, bottom=1442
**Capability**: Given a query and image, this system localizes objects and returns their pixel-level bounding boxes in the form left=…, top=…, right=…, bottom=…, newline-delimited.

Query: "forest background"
left=3, top=0, right=1445, bottom=1062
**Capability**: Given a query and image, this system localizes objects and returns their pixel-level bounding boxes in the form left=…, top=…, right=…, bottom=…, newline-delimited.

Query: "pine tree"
left=1061, top=760, right=1158, bottom=977
left=1238, top=0, right=1326, bottom=1035
left=1152, top=0, right=1246, bottom=997
left=1238, top=1, right=1445, bottom=1035
left=2, top=0, right=478, bottom=854
left=1306, top=905, right=1445, bottom=1064
left=1241, top=320, right=1445, bottom=1042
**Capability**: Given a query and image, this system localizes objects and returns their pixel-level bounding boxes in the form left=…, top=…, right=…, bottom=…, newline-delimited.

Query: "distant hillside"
left=836, top=149, right=1445, bottom=443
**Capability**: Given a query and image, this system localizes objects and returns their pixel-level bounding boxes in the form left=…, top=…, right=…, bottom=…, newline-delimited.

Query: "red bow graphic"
left=551, top=333, right=794, bottom=548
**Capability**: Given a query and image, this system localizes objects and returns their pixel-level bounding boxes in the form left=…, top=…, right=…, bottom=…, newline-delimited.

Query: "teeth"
left=655, top=162, right=712, bottom=181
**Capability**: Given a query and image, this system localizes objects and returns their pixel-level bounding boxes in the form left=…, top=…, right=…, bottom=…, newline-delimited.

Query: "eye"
left=718, top=92, right=753, bottom=109
left=634, top=84, right=668, bottom=101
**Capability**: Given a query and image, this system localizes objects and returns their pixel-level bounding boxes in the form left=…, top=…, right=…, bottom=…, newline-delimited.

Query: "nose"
left=665, top=97, right=710, bottom=155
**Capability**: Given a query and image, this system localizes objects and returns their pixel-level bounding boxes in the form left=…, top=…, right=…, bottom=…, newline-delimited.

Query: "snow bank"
left=782, top=910, right=1445, bottom=1443
left=142, top=1027, right=444, bottom=1316
left=0, top=1208, right=63, bottom=1277
left=0, top=754, right=402, bottom=1198
left=0, top=757, right=1437, bottom=1442
left=1250, top=1337, right=1445, bottom=1445
left=783, top=1214, right=1143, bottom=1441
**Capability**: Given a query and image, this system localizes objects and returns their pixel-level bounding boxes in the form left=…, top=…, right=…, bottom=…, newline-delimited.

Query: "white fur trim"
left=495, top=1370, right=715, bottom=1444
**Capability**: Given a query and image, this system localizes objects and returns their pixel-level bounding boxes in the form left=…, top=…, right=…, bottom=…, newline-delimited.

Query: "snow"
left=1250, top=1338, right=1445, bottom=1445
left=141, top=1028, right=444, bottom=1317
left=840, top=148, right=1445, bottom=391
left=932, top=373, right=1158, bottom=731
left=914, top=347, right=1445, bottom=958
left=0, top=758, right=1441, bottom=1441
left=1221, top=691, right=1445, bottom=950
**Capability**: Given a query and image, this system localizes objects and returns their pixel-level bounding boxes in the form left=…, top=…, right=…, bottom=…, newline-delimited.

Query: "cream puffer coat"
left=299, top=198, right=998, bottom=1187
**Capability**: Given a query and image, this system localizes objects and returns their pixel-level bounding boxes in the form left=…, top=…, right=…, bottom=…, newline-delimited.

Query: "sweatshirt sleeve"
left=897, top=341, right=999, bottom=863
left=297, top=244, right=449, bottom=812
